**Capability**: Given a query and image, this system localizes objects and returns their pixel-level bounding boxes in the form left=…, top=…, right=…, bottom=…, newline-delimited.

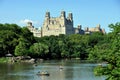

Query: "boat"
left=59, top=66, right=63, bottom=69
left=37, top=71, right=50, bottom=76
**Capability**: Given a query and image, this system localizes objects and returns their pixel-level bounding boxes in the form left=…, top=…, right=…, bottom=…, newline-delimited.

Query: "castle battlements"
left=27, top=11, right=105, bottom=37
left=42, top=11, right=74, bottom=36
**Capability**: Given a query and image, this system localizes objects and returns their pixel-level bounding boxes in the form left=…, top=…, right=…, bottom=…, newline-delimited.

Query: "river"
left=0, top=60, right=106, bottom=80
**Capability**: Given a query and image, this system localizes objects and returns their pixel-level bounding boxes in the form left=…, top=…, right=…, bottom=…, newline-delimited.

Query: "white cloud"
left=19, top=19, right=39, bottom=25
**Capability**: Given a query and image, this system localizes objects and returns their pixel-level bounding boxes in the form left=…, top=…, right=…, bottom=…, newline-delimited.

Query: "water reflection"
left=0, top=60, right=106, bottom=80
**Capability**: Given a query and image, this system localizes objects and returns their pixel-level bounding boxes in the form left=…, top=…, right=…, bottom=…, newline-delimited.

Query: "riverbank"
left=0, top=56, right=36, bottom=63
left=0, top=57, right=10, bottom=63
left=0, top=56, right=104, bottom=64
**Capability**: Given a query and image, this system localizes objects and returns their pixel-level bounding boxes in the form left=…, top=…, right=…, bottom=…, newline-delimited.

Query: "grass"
left=0, top=57, right=10, bottom=63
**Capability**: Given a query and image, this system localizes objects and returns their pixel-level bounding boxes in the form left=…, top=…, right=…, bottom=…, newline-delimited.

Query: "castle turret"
left=75, top=25, right=81, bottom=34
left=45, top=11, right=50, bottom=18
left=61, top=11, right=66, bottom=18
left=27, top=22, right=34, bottom=34
left=45, top=11, right=50, bottom=24
left=27, top=22, right=32, bottom=27
left=60, top=11, right=66, bottom=26
left=68, top=13, right=73, bottom=21
left=85, top=27, right=89, bottom=31
left=77, top=25, right=82, bottom=29
left=27, top=22, right=34, bottom=29
left=95, top=24, right=101, bottom=32
left=96, top=24, right=100, bottom=29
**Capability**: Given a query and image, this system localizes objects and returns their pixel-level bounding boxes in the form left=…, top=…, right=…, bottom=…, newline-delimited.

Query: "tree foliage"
left=0, top=23, right=35, bottom=57
left=29, top=43, right=49, bottom=58
left=91, top=22, right=120, bottom=80
left=102, top=22, right=120, bottom=80
left=15, top=41, right=28, bottom=56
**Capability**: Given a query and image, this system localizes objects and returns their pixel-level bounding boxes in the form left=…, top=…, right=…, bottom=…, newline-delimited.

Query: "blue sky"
left=0, top=0, right=120, bottom=33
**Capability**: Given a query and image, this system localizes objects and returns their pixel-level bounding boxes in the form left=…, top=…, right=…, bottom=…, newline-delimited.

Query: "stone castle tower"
left=41, top=11, right=74, bottom=36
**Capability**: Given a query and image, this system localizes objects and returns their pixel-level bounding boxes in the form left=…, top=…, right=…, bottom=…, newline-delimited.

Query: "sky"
left=0, top=0, right=120, bottom=33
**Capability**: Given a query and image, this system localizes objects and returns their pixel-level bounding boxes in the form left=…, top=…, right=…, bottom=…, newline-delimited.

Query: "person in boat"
left=37, top=71, right=50, bottom=76
left=59, top=65, right=63, bottom=69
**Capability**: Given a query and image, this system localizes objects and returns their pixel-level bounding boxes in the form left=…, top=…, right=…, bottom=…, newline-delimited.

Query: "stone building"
left=74, top=25, right=84, bottom=34
left=27, top=11, right=105, bottom=37
left=41, top=11, right=74, bottom=36
left=84, top=24, right=106, bottom=34
left=75, top=24, right=106, bottom=34
left=27, top=22, right=41, bottom=37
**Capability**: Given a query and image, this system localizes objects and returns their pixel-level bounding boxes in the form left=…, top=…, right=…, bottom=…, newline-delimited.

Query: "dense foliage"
left=0, top=23, right=35, bottom=57
left=0, top=23, right=110, bottom=59
left=98, top=23, right=120, bottom=80
left=91, top=22, right=120, bottom=80
left=0, top=22, right=120, bottom=80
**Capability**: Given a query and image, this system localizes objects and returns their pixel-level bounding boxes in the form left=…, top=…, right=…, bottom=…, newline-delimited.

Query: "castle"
left=27, top=11, right=105, bottom=37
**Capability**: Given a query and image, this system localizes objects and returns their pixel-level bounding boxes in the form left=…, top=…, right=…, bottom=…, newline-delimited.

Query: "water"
left=0, top=60, right=106, bottom=80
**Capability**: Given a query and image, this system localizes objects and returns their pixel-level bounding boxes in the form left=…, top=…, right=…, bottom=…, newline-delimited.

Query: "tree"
left=0, top=23, right=21, bottom=56
left=20, top=27, right=36, bottom=46
left=102, top=23, right=120, bottom=80
left=0, top=30, right=19, bottom=56
left=94, top=22, right=120, bottom=80
left=15, top=41, right=28, bottom=56
left=29, top=43, right=49, bottom=58
left=87, top=43, right=111, bottom=61
left=65, top=34, right=89, bottom=59
left=0, top=23, right=36, bottom=57
left=46, top=35, right=62, bottom=59
left=88, top=32, right=104, bottom=47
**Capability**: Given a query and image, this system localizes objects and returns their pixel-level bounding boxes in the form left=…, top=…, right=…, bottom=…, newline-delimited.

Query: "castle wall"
left=42, top=24, right=65, bottom=36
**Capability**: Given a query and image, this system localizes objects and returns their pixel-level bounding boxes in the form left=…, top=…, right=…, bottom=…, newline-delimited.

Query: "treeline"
left=0, top=23, right=112, bottom=60
left=33, top=33, right=108, bottom=60
left=0, top=22, right=120, bottom=80
left=0, top=23, right=109, bottom=60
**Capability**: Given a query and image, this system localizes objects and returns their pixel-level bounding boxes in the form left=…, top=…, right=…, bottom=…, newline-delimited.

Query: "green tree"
left=0, top=30, right=18, bottom=56
left=102, top=23, right=120, bottom=80
left=93, top=22, right=120, bottom=80
left=29, top=43, right=49, bottom=58
left=46, top=35, right=61, bottom=59
left=87, top=43, right=111, bottom=61
left=88, top=32, right=104, bottom=47
left=0, top=23, right=21, bottom=56
left=20, top=27, right=36, bottom=46
left=65, top=34, right=89, bottom=59
left=0, top=23, right=36, bottom=57
left=15, top=41, right=28, bottom=56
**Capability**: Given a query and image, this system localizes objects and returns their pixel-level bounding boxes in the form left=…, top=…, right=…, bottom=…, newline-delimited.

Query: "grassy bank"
left=0, top=57, right=10, bottom=63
